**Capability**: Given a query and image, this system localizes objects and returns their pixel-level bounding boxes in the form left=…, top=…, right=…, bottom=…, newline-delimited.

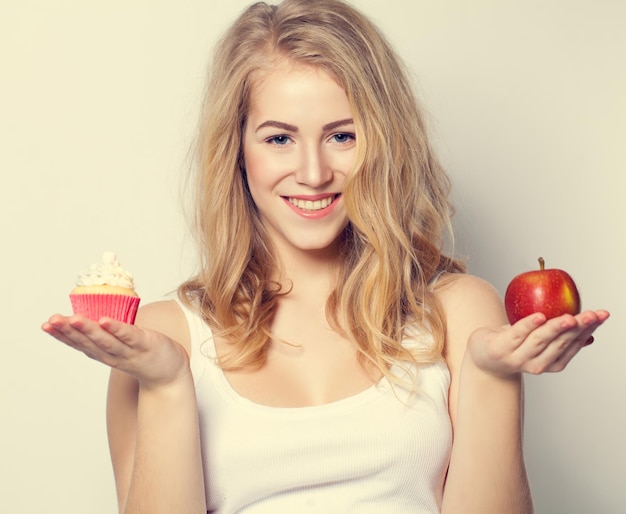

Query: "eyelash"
left=264, top=133, right=356, bottom=146
left=330, top=133, right=355, bottom=144
left=265, top=135, right=292, bottom=146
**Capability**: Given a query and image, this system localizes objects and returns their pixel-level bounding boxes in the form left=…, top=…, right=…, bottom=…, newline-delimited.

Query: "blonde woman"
left=42, top=1, right=609, bottom=513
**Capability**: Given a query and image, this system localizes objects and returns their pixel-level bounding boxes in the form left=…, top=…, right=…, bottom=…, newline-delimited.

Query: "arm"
left=43, top=301, right=207, bottom=514
left=438, top=274, right=608, bottom=514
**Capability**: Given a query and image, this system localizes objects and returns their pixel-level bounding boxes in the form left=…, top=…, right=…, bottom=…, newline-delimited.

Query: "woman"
left=42, top=1, right=609, bottom=513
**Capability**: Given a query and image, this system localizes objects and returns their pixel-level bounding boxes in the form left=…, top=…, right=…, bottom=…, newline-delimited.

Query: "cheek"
left=325, top=148, right=356, bottom=177
left=243, top=145, right=279, bottom=199
left=243, top=158, right=263, bottom=197
left=242, top=141, right=263, bottom=187
left=244, top=144, right=293, bottom=191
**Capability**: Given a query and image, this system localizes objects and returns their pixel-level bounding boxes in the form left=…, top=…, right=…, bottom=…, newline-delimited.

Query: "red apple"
left=504, top=257, right=581, bottom=324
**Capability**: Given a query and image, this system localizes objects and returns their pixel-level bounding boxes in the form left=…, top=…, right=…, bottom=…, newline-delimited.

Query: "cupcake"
left=69, top=252, right=141, bottom=324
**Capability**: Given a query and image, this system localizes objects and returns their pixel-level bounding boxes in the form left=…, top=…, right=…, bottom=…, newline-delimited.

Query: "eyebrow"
left=254, top=118, right=354, bottom=133
left=323, top=118, right=354, bottom=132
left=255, top=120, right=298, bottom=133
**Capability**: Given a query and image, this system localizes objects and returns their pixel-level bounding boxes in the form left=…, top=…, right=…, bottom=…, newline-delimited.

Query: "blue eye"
left=331, top=133, right=355, bottom=144
left=266, top=135, right=291, bottom=145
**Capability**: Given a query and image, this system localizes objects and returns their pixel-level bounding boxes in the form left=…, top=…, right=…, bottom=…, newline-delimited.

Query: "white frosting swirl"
left=76, top=252, right=135, bottom=289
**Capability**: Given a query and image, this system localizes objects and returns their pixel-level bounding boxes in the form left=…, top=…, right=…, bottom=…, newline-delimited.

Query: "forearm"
left=442, top=361, right=532, bottom=514
left=123, top=374, right=206, bottom=514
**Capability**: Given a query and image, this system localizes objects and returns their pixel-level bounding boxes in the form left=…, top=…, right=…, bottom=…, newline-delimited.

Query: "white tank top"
left=176, top=298, right=452, bottom=514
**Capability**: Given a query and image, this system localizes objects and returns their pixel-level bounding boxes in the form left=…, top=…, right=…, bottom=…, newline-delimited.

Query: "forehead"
left=246, top=64, right=351, bottom=120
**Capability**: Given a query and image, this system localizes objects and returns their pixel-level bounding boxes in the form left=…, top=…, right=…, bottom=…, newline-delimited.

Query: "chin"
left=280, top=231, right=346, bottom=256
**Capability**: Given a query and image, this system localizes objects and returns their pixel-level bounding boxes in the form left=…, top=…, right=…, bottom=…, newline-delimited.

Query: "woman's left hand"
left=467, top=309, right=610, bottom=378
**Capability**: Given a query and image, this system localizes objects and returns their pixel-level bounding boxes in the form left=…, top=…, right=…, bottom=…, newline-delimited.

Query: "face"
left=243, top=65, right=356, bottom=259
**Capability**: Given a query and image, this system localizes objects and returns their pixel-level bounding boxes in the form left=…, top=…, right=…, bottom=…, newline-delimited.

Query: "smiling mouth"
left=286, top=194, right=341, bottom=212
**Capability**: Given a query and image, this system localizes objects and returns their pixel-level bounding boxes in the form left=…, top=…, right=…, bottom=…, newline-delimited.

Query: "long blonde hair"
left=179, top=0, right=465, bottom=384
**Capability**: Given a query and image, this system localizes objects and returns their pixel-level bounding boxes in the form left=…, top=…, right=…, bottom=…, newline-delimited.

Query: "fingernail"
left=584, top=336, right=594, bottom=346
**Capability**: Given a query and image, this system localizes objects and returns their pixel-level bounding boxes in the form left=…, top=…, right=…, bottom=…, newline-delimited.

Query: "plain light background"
left=1, top=0, right=624, bottom=512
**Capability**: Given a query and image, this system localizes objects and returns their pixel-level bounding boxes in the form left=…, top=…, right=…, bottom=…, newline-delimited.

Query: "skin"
left=243, top=64, right=354, bottom=260
left=438, top=276, right=608, bottom=513
left=42, top=64, right=610, bottom=513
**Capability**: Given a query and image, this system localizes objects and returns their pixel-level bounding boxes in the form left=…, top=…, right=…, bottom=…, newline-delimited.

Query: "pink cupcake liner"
left=69, top=294, right=141, bottom=324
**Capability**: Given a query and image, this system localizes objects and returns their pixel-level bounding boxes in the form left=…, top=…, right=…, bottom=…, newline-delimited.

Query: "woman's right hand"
left=41, top=313, right=190, bottom=388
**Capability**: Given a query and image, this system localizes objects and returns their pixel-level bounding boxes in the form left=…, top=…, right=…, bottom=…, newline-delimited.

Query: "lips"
left=282, top=193, right=342, bottom=218
left=287, top=195, right=339, bottom=211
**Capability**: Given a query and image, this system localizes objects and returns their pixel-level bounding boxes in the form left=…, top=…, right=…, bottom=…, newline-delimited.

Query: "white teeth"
left=288, top=196, right=335, bottom=211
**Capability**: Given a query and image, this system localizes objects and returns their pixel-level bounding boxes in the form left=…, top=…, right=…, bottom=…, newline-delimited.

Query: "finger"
left=68, top=316, right=119, bottom=352
left=507, top=312, right=578, bottom=361
left=549, top=310, right=604, bottom=360
left=543, top=341, right=583, bottom=373
left=522, top=314, right=579, bottom=360
left=97, top=318, right=156, bottom=358
left=68, top=316, right=137, bottom=359
left=48, top=316, right=130, bottom=364
left=43, top=315, right=101, bottom=350
left=512, top=309, right=607, bottom=345
left=42, top=315, right=138, bottom=370
left=43, top=321, right=119, bottom=365
left=551, top=330, right=596, bottom=370
left=571, top=311, right=605, bottom=346
left=541, top=327, right=595, bottom=373
left=549, top=310, right=605, bottom=353
left=593, top=309, right=611, bottom=323
left=42, top=319, right=81, bottom=347
left=521, top=311, right=604, bottom=373
left=507, top=313, right=548, bottom=350
left=98, top=317, right=143, bottom=348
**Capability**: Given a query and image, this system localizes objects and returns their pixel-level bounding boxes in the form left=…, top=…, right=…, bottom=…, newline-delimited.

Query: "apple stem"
left=538, top=257, right=545, bottom=270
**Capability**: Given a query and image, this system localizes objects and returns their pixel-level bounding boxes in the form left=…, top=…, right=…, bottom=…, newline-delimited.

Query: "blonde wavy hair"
left=179, top=0, right=465, bottom=386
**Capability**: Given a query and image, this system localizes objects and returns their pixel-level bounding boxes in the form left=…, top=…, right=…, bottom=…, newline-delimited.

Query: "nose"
left=294, top=145, right=333, bottom=187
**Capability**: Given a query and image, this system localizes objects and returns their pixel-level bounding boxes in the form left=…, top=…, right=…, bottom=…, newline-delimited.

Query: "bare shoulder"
left=435, top=273, right=503, bottom=313
left=434, top=273, right=508, bottom=356
left=135, top=299, right=191, bottom=355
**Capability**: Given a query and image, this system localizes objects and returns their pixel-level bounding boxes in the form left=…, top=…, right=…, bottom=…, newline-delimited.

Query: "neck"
left=274, top=245, right=339, bottom=300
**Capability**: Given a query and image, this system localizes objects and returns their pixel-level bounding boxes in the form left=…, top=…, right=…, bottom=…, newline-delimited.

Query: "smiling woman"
left=243, top=64, right=354, bottom=252
left=38, top=0, right=611, bottom=513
